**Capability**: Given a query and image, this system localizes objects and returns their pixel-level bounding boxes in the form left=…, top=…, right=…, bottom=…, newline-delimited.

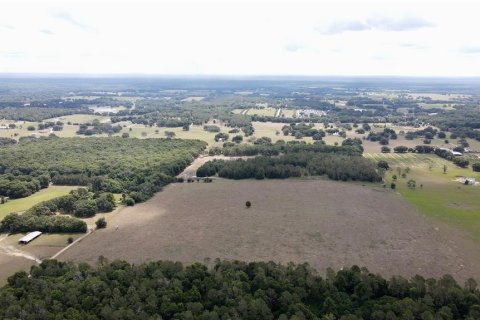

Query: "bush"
left=472, top=163, right=480, bottom=172
left=377, top=160, right=389, bottom=170
left=95, top=217, right=107, bottom=229
left=245, top=201, right=251, bottom=208
left=453, top=157, right=469, bottom=168
left=73, top=199, right=97, bottom=218
left=124, top=197, right=135, bottom=206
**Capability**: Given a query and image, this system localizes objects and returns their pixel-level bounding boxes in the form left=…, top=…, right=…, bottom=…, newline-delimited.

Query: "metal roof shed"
left=18, top=231, right=42, bottom=244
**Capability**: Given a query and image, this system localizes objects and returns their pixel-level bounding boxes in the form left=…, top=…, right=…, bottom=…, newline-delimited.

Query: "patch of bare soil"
left=60, top=179, right=480, bottom=282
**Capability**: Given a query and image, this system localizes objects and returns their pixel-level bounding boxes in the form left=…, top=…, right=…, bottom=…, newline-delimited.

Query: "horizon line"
left=1, top=72, right=480, bottom=80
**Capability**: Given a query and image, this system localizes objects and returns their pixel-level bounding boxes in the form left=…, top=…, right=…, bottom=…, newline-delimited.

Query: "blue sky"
left=1, top=0, right=479, bottom=76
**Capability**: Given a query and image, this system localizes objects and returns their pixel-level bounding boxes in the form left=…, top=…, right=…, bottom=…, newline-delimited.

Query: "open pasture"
left=367, top=153, right=480, bottom=241
left=60, top=179, right=480, bottom=281
left=246, top=107, right=277, bottom=117
left=0, top=186, right=77, bottom=219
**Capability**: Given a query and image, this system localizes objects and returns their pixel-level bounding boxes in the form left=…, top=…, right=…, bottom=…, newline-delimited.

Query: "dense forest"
left=197, top=151, right=381, bottom=182
left=0, top=107, right=91, bottom=122
left=1, top=259, right=479, bottom=319
left=0, top=137, right=207, bottom=201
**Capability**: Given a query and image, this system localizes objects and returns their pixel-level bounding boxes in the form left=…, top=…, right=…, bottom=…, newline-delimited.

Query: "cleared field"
left=408, top=93, right=468, bottom=100
left=280, top=109, right=296, bottom=117
left=0, top=252, right=35, bottom=286
left=246, top=107, right=277, bottom=117
left=123, top=124, right=229, bottom=147
left=60, top=179, right=480, bottom=281
left=0, top=186, right=77, bottom=219
left=367, top=153, right=480, bottom=241
left=51, top=114, right=110, bottom=124
left=252, top=121, right=301, bottom=142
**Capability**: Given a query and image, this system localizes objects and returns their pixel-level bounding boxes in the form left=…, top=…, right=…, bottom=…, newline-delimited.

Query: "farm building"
left=465, top=178, right=476, bottom=185
left=18, top=231, right=42, bottom=244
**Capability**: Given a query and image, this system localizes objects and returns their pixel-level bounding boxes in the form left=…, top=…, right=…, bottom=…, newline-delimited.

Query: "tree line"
left=1, top=259, right=479, bottom=319
left=197, top=151, right=381, bottom=182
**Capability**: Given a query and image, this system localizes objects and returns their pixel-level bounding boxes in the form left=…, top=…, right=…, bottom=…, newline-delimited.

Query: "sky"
left=1, top=0, right=480, bottom=76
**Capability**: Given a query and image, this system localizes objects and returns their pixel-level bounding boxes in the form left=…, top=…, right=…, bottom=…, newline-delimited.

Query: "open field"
left=0, top=186, right=77, bottom=219
left=60, top=179, right=480, bottom=281
left=246, top=107, right=277, bottom=117
left=280, top=109, right=296, bottom=117
left=408, top=93, right=468, bottom=100
left=251, top=121, right=299, bottom=142
left=366, top=153, right=480, bottom=241
left=50, top=114, right=110, bottom=124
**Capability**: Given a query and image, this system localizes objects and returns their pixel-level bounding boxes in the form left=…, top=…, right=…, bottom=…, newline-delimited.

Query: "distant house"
left=18, top=231, right=42, bottom=244
left=452, top=151, right=463, bottom=156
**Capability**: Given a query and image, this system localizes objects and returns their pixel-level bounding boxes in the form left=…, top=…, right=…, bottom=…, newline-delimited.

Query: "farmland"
left=59, top=179, right=480, bottom=281
left=0, top=185, right=77, bottom=219
left=366, top=153, right=480, bottom=241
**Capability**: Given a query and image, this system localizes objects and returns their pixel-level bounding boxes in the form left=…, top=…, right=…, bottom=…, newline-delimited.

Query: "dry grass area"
left=60, top=179, right=480, bottom=281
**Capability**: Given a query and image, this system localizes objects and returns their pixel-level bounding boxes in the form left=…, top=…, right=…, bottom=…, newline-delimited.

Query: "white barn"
left=18, top=231, right=42, bottom=244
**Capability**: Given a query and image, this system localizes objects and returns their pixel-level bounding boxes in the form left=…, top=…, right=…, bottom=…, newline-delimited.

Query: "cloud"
left=318, top=16, right=433, bottom=35
left=284, top=43, right=304, bottom=52
left=40, top=28, right=55, bottom=35
left=399, top=42, right=427, bottom=49
left=317, top=20, right=370, bottom=35
left=1, top=51, right=25, bottom=59
left=0, top=24, right=14, bottom=30
left=367, top=16, right=433, bottom=31
left=52, top=11, right=90, bottom=30
left=460, top=46, right=480, bottom=54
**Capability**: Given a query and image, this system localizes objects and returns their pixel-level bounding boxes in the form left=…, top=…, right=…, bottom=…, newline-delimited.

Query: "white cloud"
left=0, top=0, right=479, bottom=76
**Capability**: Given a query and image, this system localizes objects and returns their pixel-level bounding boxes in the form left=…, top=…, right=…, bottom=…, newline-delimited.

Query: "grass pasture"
left=0, top=186, right=77, bottom=219
left=366, top=153, right=480, bottom=241
left=60, top=179, right=480, bottom=281
left=246, top=107, right=277, bottom=117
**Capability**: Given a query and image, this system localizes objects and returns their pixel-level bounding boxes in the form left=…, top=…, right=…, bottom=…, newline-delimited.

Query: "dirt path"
left=50, top=230, right=93, bottom=259
left=178, top=155, right=253, bottom=178
left=0, top=235, right=41, bottom=263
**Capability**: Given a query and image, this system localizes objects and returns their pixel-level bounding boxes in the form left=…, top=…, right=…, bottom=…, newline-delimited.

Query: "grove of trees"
left=1, top=259, right=479, bottom=319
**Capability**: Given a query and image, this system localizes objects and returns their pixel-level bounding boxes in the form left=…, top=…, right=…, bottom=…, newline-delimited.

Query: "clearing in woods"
left=59, top=179, right=480, bottom=282
left=0, top=185, right=77, bottom=219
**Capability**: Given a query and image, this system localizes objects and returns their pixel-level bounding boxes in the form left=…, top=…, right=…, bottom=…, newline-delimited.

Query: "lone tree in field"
left=407, top=179, right=416, bottom=189
left=245, top=201, right=251, bottom=208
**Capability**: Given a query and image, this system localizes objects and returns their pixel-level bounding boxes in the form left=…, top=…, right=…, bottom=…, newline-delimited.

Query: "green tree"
left=74, top=199, right=97, bottom=218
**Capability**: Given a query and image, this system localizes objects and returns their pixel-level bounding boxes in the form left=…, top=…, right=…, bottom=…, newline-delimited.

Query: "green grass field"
left=48, top=114, right=110, bottom=124
left=366, top=153, right=480, bottom=241
left=280, top=109, right=296, bottom=117
left=246, top=107, right=277, bottom=117
left=0, top=186, right=77, bottom=219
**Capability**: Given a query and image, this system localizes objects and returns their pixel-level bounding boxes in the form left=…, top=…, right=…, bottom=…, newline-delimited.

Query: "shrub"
left=124, top=197, right=135, bottom=206
left=245, top=201, right=251, bottom=208
left=95, top=217, right=107, bottom=229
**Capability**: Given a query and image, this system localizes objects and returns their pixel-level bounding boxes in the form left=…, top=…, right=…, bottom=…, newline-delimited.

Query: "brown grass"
left=60, top=179, right=480, bottom=281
